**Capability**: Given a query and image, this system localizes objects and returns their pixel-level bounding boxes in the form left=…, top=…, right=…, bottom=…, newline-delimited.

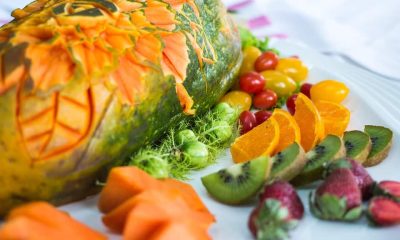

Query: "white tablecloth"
left=1, top=0, right=399, bottom=80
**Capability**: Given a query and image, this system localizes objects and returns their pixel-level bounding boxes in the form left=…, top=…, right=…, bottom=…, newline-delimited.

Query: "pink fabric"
left=227, top=0, right=253, bottom=11
left=268, top=33, right=288, bottom=39
left=247, top=16, right=271, bottom=29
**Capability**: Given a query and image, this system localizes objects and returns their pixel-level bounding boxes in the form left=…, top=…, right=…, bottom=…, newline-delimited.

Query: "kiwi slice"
left=363, top=125, right=393, bottom=167
left=291, top=135, right=346, bottom=186
left=343, top=130, right=372, bottom=163
left=270, top=142, right=307, bottom=181
left=201, top=156, right=271, bottom=205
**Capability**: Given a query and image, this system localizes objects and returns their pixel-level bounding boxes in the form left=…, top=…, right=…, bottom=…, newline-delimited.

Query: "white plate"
left=61, top=40, right=400, bottom=240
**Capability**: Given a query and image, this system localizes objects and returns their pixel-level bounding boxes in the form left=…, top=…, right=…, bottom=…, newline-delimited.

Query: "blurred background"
left=1, top=0, right=399, bottom=80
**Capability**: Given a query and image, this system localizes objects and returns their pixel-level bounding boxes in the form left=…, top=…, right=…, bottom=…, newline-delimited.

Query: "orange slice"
left=293, top=93, right=324, bottom=152
left=230, top=117, right=280, bottom=163
left=315, top=100, right=350, bottom=137
left=270, top=109, right=301, bottom=154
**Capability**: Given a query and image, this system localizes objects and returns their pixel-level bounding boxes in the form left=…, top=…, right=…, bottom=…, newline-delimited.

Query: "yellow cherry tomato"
left=261, top=70, right=297, bottom=97
left=276, top=58, right=308, bottom=83
left=239, top=46, right=262, bottom=76
left=310, top=80, right=349, bottom=103
left=220, top=91, right=252, bottom=113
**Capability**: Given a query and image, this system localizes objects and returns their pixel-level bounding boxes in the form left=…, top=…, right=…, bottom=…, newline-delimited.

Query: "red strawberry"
left=325, top=158, right=374, bottom=200
left=258, top=181, right=304, bottom=220
left=368, top=197, right=400, bottom=226
left=310, top=168, right=362, bottom=221
left=349, top=159, right=374, bottom=200
left=248, top=181, right=303, bottom=239
left=373, top=180, right=400, bottom=202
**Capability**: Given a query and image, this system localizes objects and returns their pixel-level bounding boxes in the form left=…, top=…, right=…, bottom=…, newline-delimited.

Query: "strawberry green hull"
left=0, top=0, right=242, bottom=216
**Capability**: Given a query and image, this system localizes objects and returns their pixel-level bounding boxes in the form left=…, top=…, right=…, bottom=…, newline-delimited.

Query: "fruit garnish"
left=276, top=58, right=308, bottom=83
left=254, top=110, right=272, bottom=125
left=261, top=70, right=297, bottom=97
left=181, top=141, right=210, bottom=169
left=300, top=83, right=313, bottom=98
left=343, top=130, right=372, bottom=164
left=291, top=135, right=345, bottom=186
left=373, top=181, right=400, bottom=202
left=240, top=72, right=266, bottom=94
left=293, top=93, right=324, bottom=151
left=310, top=168, right=363, bottom=221
left=220, top=91, right=252, bottom=113
left=249, top=181, right=304, bottom=239
left=270, top=143, right=307, bottom=181
left=176, top=129, right=198, bottom=145
left=286, top=94, right=297, bottom=115
left=213, top=102, right=239, bottom=125
left=363, top=125, right=393, bottom=167
left=326, top=158, right=374, bottom=200
left=201, top=156, right=271, bottom=205
left=315, top=100, right=350, bottom=137
left=129, top=149, right=170, bottom=179
left=240, top=46, right=262, bottom=75
left=130, top=103, right=239, bottom=179
left=310, top=80, right=349, bottom=103
left=254, top=51, right=279, bottom=72
left=368, top=197, right=400, bottom=226
left=231, top=117, right=280, bottom=163
left=270, top=109, right=301, bottom=154
left=239, top=111, right=257, bottom=134
left=253, top=89, right=278, bottom=109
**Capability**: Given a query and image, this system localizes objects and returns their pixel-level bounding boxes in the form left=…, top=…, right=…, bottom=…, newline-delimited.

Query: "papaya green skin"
left=0, top=0, right=242, bottom=216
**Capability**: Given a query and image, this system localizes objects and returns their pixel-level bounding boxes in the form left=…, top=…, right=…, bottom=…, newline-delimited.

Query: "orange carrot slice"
left=98, top=167, right=160, bottom=213
left=103, top=190, right=214, bottom=233
left=0, top=202, right=106, bottom=240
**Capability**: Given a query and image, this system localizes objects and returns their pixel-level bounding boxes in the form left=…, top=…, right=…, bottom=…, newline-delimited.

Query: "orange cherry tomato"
left=310, top=80, right=349, bottom=103
left=239, top=46, right=262, bottom=76
left=276, top=58, right=308, bottom=83
left=261, top=70, right=297, bottom=97
left=220, top=91, right=252, bottom=113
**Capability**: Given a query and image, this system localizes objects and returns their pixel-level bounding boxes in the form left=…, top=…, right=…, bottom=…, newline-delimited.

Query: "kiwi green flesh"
left=270, top=142, right=307, bottom=181
left=201, top=156, right=270, bottom=205
left=291, top=135, right=344, bottom=186
left=363, top=125, right=393, bottom=167
left=343, top=130, right=372, bottom=163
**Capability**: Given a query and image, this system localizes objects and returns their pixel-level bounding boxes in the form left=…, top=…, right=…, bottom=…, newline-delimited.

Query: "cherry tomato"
left=239, top=111, right=257, bottom=134
left=220, top=91, right=252, bottom=113
left=286, top=94, right=298, bottom=115
left=261, top=70, right=297, bottom=97
left=276, top=58, right=308, bottom=83
left=310, top=80, right=349, bottom=103
left=254, top=51, right=279, bottom=72
left=240, top=72, right=265, bottom=94
left=253, top=90, right=278, bottom=109
left=239, top=46, right=262, bottom=76
left=255, top=110, right=272, bottom=125
left=300, top=83, right=313, bottom=98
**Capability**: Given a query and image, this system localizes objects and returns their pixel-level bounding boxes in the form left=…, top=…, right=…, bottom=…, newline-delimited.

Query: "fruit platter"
left=0, top=0, right=399, bottom=240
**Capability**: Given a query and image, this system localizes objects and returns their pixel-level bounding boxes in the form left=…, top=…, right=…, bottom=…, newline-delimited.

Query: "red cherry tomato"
left=253, top=90, right=278, bottom=109
left=239, top=111, right=257, bottom=134
left=254, top=51, right=279, bottom=72
left=255, top=110, right=272, bottom=125
left=286, top=94, right=298, bottom=115
left=239, top=72, right=265, bottom=94
left=300, top=83, right=313, bottom=98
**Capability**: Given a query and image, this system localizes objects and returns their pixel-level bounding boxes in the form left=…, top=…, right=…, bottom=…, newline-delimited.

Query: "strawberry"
left=325, top=158, right=374, bottom=200
left=373, top=181, right=400, bottom=202
left=248, top=181, right=304, bottom=240
left=368, top=197, right=400, bottom=226
left=310, top=168, right=362, bottom=221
